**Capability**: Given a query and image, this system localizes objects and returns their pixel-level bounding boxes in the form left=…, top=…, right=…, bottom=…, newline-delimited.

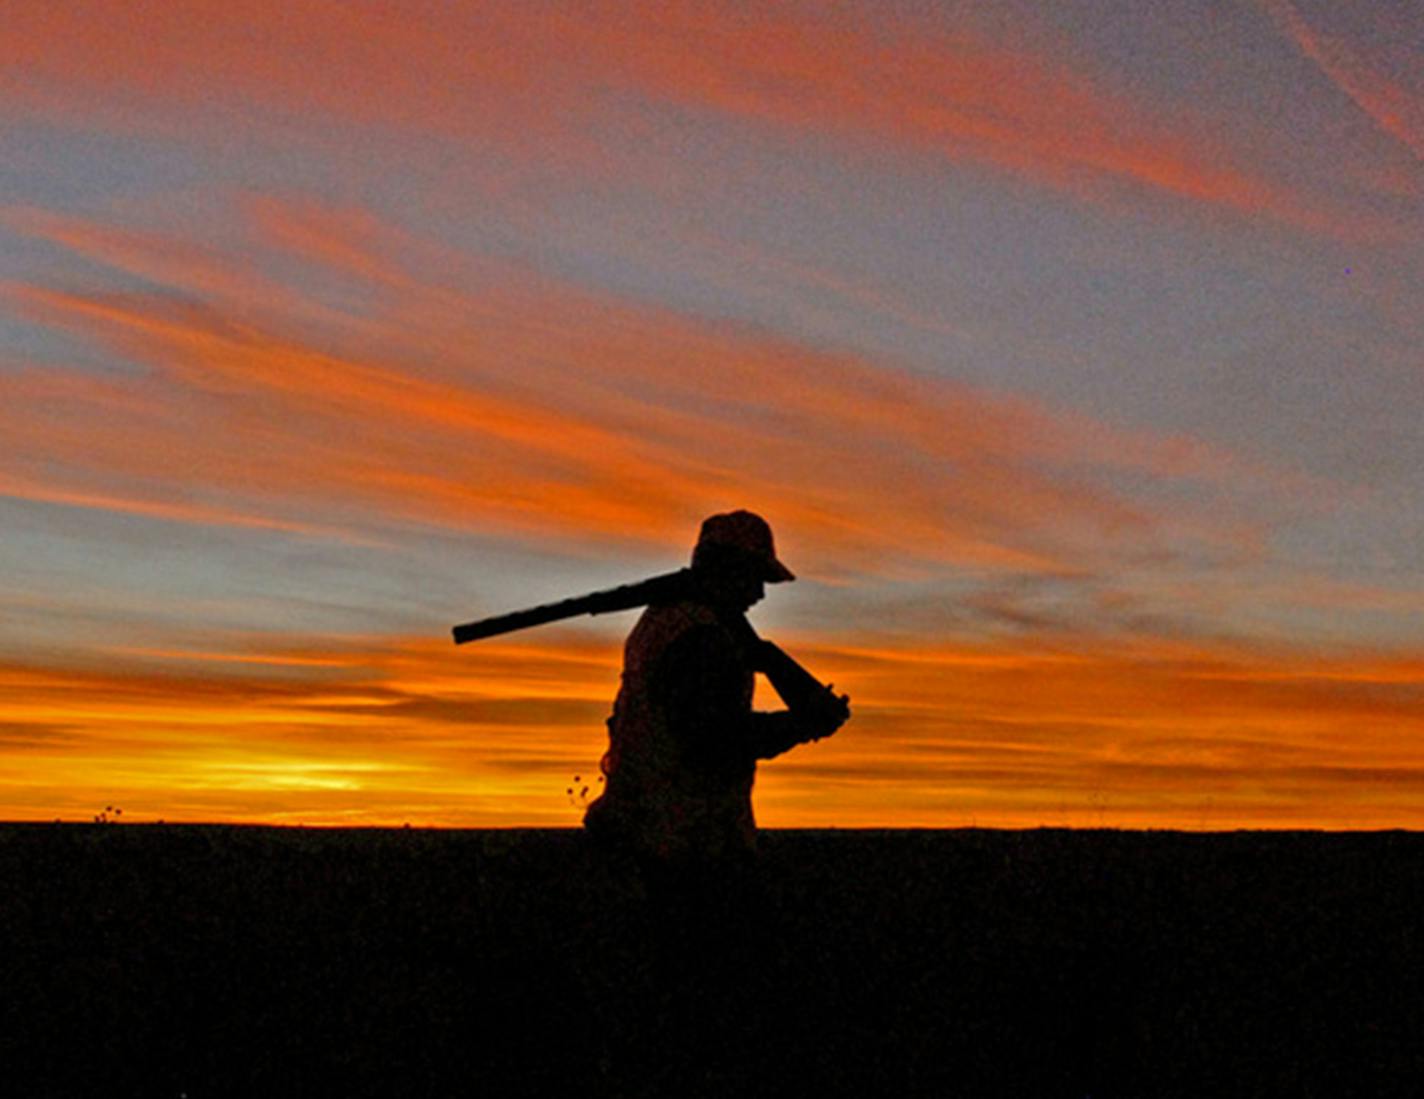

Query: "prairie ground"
left=3, top=824, right=1420, bottom=1097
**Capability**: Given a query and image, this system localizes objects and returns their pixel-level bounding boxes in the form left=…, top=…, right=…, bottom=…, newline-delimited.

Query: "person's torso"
left=587, top=600, right=757, bottom=858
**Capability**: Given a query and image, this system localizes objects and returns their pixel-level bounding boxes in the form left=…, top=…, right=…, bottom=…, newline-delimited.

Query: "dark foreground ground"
left=3, top=825, right=1422, bottom=1098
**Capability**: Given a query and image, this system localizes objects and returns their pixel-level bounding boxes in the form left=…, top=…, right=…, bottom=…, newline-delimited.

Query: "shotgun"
left=451, top=569, right=694, bottom=644
left=451, top=568, right=849, bottom=737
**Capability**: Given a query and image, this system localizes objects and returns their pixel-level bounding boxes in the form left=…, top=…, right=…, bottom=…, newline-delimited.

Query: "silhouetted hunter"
left=452, top=511, right=850, bottom=864
left=587, top=512, right=850, bottom=864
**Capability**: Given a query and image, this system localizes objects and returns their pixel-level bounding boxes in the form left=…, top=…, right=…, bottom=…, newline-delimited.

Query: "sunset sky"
left=2, top=0, right=1421, bottom=828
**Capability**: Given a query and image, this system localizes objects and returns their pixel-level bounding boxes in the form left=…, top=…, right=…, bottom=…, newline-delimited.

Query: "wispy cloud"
left=0, top=633, right=621, bottom=825
left=559, top=2, right=1344, bottom=228
left=3, top=629, right=1421, bottom=828
left=3, top=200, right=1284, bottom=579
left=760, top=631, right=1424, bottom=828
left=1259, top=0, right=1424, bottom=168
left=1, top=1, right=1352, bottom=232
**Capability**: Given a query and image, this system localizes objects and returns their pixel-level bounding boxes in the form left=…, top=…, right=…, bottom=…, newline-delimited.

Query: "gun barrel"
left=452, top=568, right=693, bottom=644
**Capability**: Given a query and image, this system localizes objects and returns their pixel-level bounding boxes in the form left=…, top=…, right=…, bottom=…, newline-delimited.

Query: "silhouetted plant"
left=567, top=773, right=604, bottom=808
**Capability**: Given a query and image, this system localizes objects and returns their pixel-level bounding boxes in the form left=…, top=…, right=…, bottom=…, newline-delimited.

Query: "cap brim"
left=765, top=559, right=795, bottom=583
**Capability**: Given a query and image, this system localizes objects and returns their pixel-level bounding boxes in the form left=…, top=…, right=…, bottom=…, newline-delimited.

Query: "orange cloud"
left=3, top=200, right=1285, bottom=579
left=757, top=632, right=1424, bottom=828
left=560, top=2, right=1338, bottom=227
left=0, top=634, right=622, bottom=826
left=0, top=1, right=1348, bottom=231
left=2, top=630, right=1421, bottom=828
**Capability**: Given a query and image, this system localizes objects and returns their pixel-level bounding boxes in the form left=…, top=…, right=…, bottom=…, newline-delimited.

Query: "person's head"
left=690, top=510, right=794, bottom=612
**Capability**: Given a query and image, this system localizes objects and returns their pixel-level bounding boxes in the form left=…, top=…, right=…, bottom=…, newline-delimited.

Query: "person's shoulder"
left=662, top=614, right=742, bottom=669
left=638, top=598, right=719, bottom=632
left=628, top=600, right=723, bottom=653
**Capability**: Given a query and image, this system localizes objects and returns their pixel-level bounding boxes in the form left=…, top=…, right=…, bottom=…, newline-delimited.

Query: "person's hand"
left=803, top=686, right=851, bottom=742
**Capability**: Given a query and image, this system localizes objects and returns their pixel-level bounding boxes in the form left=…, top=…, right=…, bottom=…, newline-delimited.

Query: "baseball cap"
left=692, top=510, right=795, bottom=582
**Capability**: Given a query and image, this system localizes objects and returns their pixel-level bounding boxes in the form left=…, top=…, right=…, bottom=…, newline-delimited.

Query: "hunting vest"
left=584, top=600, right=758, bottom=862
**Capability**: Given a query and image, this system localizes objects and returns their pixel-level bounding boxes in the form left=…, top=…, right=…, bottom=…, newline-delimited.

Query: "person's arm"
left=718, top=612, right=851, bottom=752
left=754, top=641, right=850, bottom=736
left=657, top=624, right=843, bottom=770
left=746, top=710, right=816, bottom=761
left=656, top=625, right=759, bottom=773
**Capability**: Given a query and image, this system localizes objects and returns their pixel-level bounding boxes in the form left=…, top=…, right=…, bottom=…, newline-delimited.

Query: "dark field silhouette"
left=4, top=825, right=1421, bottom=1097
